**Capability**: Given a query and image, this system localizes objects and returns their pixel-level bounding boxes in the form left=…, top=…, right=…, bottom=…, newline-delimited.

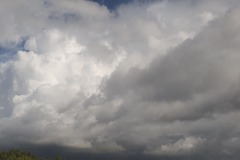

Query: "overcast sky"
left=1, top=0, right=240, bottom=159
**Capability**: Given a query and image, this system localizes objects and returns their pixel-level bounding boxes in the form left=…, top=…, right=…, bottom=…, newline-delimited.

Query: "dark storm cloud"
left=99, top=6, right=240, bottom=158
left=103, top=6, right=240, bottom=111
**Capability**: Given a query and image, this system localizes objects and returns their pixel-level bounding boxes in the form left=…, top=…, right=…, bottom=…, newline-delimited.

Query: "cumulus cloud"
left=145, top=136, right=205, bottom=156
left=1, top=0, right=240, bottom=159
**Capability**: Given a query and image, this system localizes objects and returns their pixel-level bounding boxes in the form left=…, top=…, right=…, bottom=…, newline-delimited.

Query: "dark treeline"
left=0, top=149, right=62, bottom=160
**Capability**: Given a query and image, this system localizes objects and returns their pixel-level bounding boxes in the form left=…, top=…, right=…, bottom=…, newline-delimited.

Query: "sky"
left=90, top=0, right=134, bottom=10
left=1, top=0, right=240, bottom=159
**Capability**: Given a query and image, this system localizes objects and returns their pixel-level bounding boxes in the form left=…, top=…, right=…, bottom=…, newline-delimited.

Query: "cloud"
left=1, top=0, right=240, bottom=159
left=145, top=137, right=205, bottom=156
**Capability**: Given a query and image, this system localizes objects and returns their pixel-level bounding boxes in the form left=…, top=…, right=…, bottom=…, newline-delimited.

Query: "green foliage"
left=54, top=156, right=62, bottom=160
left=0, top=149, right=63, bottom=160
left=0, top=149, right=37, bottom=160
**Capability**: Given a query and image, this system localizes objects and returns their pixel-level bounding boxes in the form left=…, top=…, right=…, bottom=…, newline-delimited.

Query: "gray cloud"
left=99, top=5, right=240, bottom=158
left=1, top=0, right=240, bottom=159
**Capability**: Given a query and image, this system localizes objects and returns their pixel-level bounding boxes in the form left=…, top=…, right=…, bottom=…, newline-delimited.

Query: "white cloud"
left=145, top=137, right=205, bottom=155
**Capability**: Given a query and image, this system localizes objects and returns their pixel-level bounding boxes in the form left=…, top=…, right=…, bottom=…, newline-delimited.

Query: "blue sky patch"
left=0, top=38, right=27, bottom=56
left=89, top=0, right=134, bottom=10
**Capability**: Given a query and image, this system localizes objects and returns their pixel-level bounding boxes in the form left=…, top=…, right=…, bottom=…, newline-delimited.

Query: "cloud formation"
left=1, top=0, right=240, bottom=159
